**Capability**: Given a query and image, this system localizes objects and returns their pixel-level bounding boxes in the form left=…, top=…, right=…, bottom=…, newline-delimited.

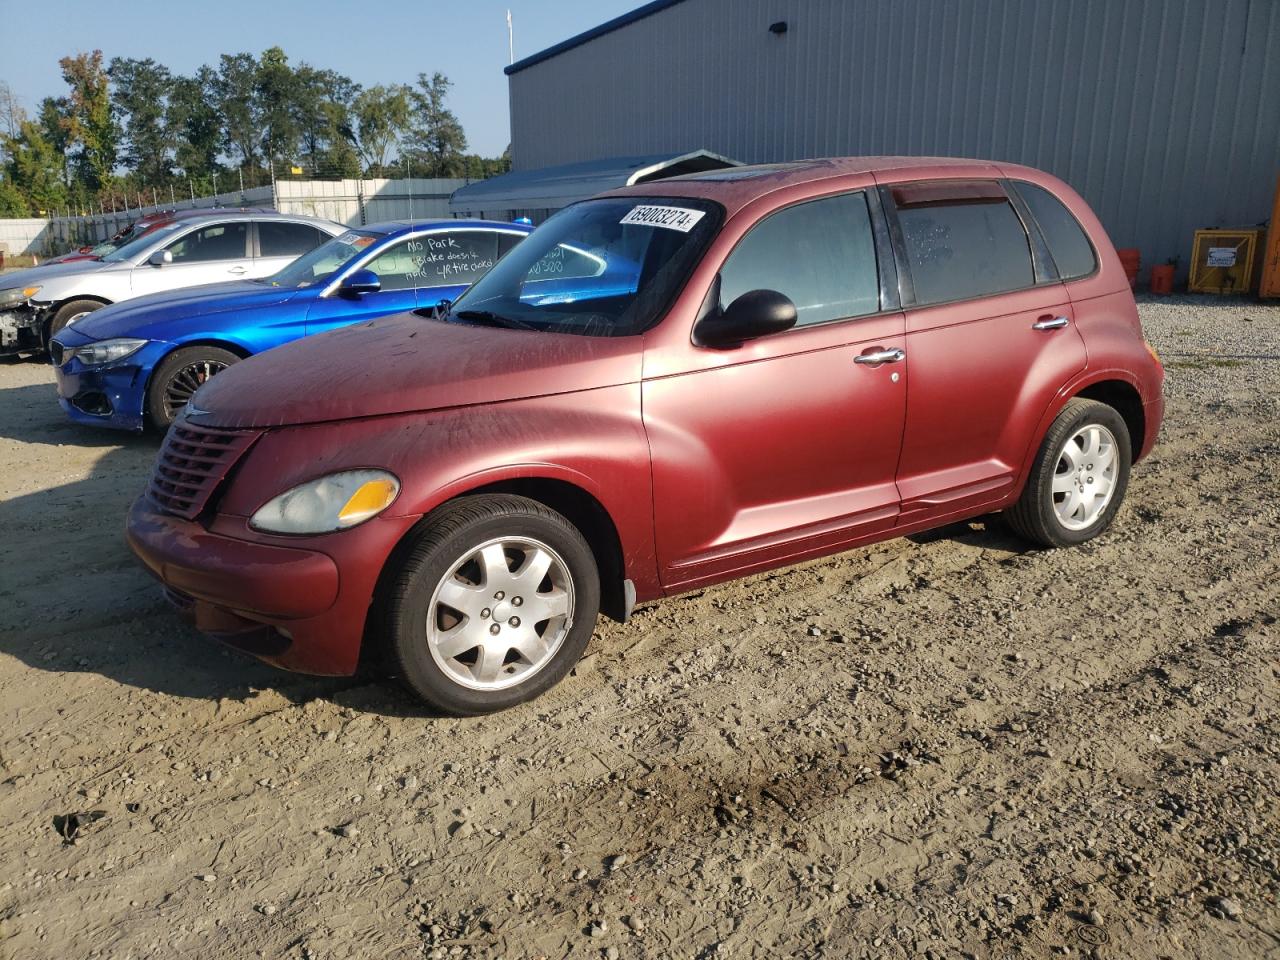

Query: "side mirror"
left=148, top=249, right=173, bottom=267
left=695, top=287, right=798, bottom=348
left=338, top=268, right=381, bottom=297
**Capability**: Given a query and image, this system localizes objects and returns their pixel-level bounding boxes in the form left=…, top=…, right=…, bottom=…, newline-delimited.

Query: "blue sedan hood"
left=72, top=281, right=302, bottom=341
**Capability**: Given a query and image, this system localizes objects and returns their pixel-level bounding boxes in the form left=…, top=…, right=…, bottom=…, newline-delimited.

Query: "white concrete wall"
left=0, top=177, right=478, bottom=256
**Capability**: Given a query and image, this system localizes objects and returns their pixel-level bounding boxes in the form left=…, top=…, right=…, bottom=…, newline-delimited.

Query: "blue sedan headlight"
left=65, top=337, right=148, bottom=367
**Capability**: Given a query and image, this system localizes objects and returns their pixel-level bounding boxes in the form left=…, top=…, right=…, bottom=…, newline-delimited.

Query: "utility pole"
left=507, top=10, right=514, bottom=65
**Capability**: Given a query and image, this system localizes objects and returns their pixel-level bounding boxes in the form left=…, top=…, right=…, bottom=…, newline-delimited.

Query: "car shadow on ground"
left=905, top=516, right=1033, bottom=554
left=0, top=366, right=409, bottom=711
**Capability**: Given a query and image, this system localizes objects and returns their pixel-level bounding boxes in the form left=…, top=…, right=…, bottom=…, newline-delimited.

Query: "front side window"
left=165, top=222, right=249, bottom=263
left=1012, top=181, right=1097, bottom=280
left=719, top=192, right=880, bottom=327
left=894, top=186, right=1034, bottom=305
left=447, top=197, right=721, bottom=337
left=259, top=221, right=325, bottom=258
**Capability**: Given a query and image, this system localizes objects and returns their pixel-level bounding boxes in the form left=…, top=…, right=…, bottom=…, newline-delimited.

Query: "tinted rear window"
left=896, top=197, right=1034, bottom=305
left=1013, top=181, right=1097, bottom=280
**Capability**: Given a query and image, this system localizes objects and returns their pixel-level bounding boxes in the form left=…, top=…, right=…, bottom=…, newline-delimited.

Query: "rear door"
left=882, top=179, right=1088, bottom=522
left=129, top=220, right=254, bottom=297
left=304, top=229, right=509, bottom=337
left=254, top=220, right=330, bottom=277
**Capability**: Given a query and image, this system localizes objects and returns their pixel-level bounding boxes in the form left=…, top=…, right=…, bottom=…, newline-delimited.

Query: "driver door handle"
left=228, top=265, right=249, bottom=275
left=854, top=347, right=906, bottom=365
left=1032, top=315, right=1069, bottom=330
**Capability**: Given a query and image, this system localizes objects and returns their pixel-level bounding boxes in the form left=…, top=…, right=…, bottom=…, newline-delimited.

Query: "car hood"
left=1, top=259, right=118, bottom=289
left=70, top=281, right=302, bottom=340
left=189, top=312, right=642, bottom=429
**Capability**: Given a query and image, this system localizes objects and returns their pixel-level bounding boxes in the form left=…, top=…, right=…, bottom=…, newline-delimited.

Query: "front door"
left=646, top=190, right=908, bottom=592
left=130, top=220, right=253, bottom=297
left=305, top=229, right=505, bottom=337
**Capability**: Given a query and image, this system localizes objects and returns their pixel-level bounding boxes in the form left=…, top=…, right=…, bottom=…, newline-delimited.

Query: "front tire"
left=1006, top=398, right=1132, bottom=548
left=46, top=299, right=104, bottom=345
left=146, top=346, right=240, bottom=430
left=377, top=494, right=601, bottom=715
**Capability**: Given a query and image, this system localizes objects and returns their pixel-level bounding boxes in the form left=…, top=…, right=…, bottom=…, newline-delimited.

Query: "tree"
left=404, top=72, right=466, bottom=177
left=109, top=57, right=174, bottom=185
left=353, top=84, right=411, bottom=174
left=213, top=52, right=260, bottom=172
left=0, top=176, right=25, bottom=217
left=5, top=119, right=69, bottom=214
left=293, top=65, right=359, bottom=176
left=256, top=46, right=301, bottom=170
left=57, top=51, right=117, bottom=191
left=168, top=69, right=222, bottom=185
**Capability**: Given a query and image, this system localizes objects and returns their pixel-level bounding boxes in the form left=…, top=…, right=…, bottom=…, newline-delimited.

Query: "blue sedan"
left=50, top=219, right=533, bottom=431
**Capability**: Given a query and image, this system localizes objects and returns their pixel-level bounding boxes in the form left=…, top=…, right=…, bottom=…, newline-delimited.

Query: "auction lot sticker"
left=621, top=205, right=706, bottom=232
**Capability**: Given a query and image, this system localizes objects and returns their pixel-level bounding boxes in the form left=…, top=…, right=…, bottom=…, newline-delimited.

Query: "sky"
left=0, top=0, right=640, bottom=157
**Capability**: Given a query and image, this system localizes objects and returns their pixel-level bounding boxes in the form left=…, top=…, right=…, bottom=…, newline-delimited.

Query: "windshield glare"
left=101, top=221, right=187, bottom=263
left=448, top=197, right=721, bottom=337
left=265, top=229, right=381, bottom=288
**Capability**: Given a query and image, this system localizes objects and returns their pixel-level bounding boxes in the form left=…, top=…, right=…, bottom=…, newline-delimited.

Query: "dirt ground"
left=0, top=296, right=1276, bottom=960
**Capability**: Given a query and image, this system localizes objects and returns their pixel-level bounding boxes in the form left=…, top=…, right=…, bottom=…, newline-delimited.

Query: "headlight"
left=0, top=284, right=41, bottom=308
left=249, top=470, right=401, bottom=534
left=65, top=337, right=147, bottom=366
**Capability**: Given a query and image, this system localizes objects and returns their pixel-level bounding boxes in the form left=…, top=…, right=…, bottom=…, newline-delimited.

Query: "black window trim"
left=1007, top=179, right=1101, bottom=284
left=880, top=178, right=1061, bottom=310
left=704, top=186, right=899, bottom=339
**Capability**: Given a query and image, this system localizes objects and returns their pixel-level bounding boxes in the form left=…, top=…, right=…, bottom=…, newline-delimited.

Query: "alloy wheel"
left=163, top=358, right=229, bottom=418
left=426, top=536, right=575, bottom=691
left=1051, top=423, right=1118, bottom=530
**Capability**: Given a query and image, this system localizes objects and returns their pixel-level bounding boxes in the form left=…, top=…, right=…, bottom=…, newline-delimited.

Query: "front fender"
left=214, top=385, right=661, bottom=598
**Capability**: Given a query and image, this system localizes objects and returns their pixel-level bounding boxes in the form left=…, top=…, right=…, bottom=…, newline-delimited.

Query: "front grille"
left=148, top=421, right=259, bottom=519
left=49, top=341, right=64, bottom=366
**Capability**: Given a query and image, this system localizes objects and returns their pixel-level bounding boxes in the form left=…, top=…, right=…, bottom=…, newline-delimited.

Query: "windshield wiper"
left=451, top=309, right=536, bottom=331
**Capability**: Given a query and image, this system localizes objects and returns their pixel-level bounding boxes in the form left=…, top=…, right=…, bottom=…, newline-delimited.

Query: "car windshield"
left=262, top=229, right=381, bottom=288
left=446, top=197, right=721, bottom=337
left=100, top=221, right=187, bottom=263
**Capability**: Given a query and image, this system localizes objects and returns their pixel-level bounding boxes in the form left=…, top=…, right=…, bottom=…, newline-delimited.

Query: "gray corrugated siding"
left=508, top=0, right=1280, bottom=277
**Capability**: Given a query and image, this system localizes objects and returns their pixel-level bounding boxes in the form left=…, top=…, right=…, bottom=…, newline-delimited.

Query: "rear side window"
left=259, top=221, right=324, bottom=258
left=719, top=192, right=880, bottom=327
left=894, top=190, right=1034, bottom=305
left=1012, top=181, right=1097, bottom=280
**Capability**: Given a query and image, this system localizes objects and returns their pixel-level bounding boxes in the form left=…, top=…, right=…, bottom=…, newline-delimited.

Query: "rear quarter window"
left=895, top=195, right=1034, bottom=305
left=1012, top=181, right=1097, bottom=280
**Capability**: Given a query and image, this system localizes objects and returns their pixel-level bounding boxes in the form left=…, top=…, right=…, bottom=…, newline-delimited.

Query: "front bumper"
left=52, top=339, right=172, bottom=431
left=126, top=495, right=418, bottom=675
left=0, top=306, right=43, bottom=354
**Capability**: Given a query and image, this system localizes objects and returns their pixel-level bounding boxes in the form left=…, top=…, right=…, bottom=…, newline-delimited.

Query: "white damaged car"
left=0, top=211, right=344, bottom=355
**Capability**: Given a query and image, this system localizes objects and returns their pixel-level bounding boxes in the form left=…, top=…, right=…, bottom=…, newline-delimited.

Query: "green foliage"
left=404, top=73, right=468, bottom=178
left=58, top=51, right=117, bottom=191
left=4, top=119, right=70, bottom=214
left=3, top=47, right=504, bottom=217
left=109, top=57, right=174, bottom=185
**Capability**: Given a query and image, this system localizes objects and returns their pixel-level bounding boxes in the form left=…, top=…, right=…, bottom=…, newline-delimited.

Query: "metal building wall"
left=508, top=0, right=1280, bottom=276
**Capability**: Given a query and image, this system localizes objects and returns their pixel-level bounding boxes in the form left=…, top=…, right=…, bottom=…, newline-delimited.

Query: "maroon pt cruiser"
left=127, top=157, right=1164, bottom=714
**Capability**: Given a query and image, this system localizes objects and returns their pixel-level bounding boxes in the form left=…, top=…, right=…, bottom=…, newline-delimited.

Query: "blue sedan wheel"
left=147, top=346, right=240, bottom=430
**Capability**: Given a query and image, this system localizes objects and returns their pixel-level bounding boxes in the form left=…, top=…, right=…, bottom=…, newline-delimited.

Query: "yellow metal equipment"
left=1188, top=228, right=1265, bottom=295
left=1260, top=175, right=1280, bottom=300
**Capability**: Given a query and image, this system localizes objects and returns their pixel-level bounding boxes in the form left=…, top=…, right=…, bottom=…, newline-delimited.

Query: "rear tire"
left=1006, top=398, right=1131, bottom=548
left=45, top=299, right=104, bottom=345
left=146, top=346, right=240, bottom=430
left=376, top=494, right=601, bottom=715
